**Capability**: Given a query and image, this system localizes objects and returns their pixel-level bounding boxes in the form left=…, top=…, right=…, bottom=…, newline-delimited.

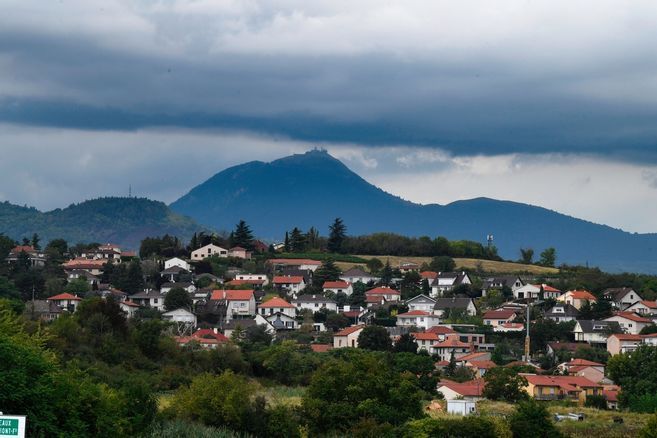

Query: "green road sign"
left=0, top=416, right=25, bottom=438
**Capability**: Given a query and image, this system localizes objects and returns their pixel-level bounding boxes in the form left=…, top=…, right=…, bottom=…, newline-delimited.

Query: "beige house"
left=333, top=325, right=365, bottom=348
left=557, top=290, right=597, bottom=310
left=191, top=244, right=228, bottom=260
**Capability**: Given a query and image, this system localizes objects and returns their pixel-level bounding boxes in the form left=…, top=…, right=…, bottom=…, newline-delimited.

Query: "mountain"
left=0, top=197, right=206, bottom=249
left=171, top=150, right=657, bottom=273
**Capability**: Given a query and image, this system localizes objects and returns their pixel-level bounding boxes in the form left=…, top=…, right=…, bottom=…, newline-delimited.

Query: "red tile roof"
left=457, top=352, right=489, bottom=362
left=610, top=311, right=653, bottom=323
left=192, top=328, right=230, bottom=343
left=467, top=360, right=497, bottom=370
left=47, top=293, right=82, bottom=301
left=603, top=389, right=619, bottom=402
left=540, top=284, right=561, bottom=292
left=226, top=279, right=265, bottom=286
left=310, top=344, right=332, bottom=353
left=438, top=379, right=485, bottom=397
left=420, top=271, right=438, bottom=280
left=323, top=281, right=350, bottom=289
left=413, top=332, right=440, bottom=341
left=365, top=295, right=386, bottom=303
left=431, top=339, right=470, bottom=349
left=639, top=300, right=657, bottom=309
left=483, top=309, right=517, bottom=320
left=335, top=325, right=365, bottom=336
left=609, top=333, right=643, bottom=341
left=10, top=245, right=36, bottom=254
left=267, top=258, right=321, bottom=265
left=567, top=290, right=597, bottom=301
left=397, top=310, right=432, bottom=317
left=426, top=325, right=456, bottom=334
left=63, top=258, right=107, bottom=268
left=366, top=286, right=400, bottom=295
left=121, top=300, right=140, bottom=308
left=211, top=290, right=254, bottom=301
left=259, top=297, right=294, bottom=308
left=521, top=374, right=602, bottom=390
left=567, top=358, right=604, bottom=367
left=273, top=276, right=304, bottom=284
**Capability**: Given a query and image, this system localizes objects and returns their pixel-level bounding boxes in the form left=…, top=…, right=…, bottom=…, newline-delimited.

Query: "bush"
left=584, top=394, right=607, bottom=410
left=403, top=417, right=499, bottom=438
left=509, top=399, right=562, bottom=438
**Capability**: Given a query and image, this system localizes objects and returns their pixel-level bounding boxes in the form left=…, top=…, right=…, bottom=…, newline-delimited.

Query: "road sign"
left=0, top=416, right=26, bottom=438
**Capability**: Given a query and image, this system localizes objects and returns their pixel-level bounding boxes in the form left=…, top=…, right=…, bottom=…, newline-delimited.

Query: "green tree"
left=349, top=281, right=367, bottom=307
left=393, top=333, right=418, bottom=353
left=283, top=232, right=290, bottom=252
left=327, top=218, right=347, bottom=253
left=539, top=248, right=557, bottom=267
left=380, top=260, right=393, bottom=285
left=520, top=248, right=534, bottom=264
left=305, top=226, right=320, bottom=250
left=289, top=227, right=306, bottom=252
left=482, top=367, right=529, bottom=402
left=65, top=277, right=90, bottom=295
left=638, top=412, right=657, bottom=438
left=358, top=325, right=392, bottom=351
left=366, top=258, right=384, bottom=274
left=429, top=256, right=456, bottom=272
left=0, top=277, right=19, bottom=301
left=325, top=313, right=350, bottom=332
left=509, top=399, right=562, bottom=438
left=164, top=287, right=192, bottom=311
left=607, top=345, right=657, bottom=411
left=232, top=220, right=255, bottom=251
left=124, top=259, right=144, bottom=294
left=312, top=259, right=342, bottom=287
left=30, top=233, right=41, bottom=250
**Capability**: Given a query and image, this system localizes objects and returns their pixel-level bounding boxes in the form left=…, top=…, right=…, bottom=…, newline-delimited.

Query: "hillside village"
left=4, top=222, right=657, bottom=436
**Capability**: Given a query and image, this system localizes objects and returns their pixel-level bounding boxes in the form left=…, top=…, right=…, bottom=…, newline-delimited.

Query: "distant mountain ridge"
left=171, top=150, right=657, bottom=273
left=0, top=197, right=205, bottom=250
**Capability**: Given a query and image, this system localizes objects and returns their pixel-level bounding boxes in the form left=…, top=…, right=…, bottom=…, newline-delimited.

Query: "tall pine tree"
left=327, top=218, right=347, bottom=253
left=232, top=220, right=254, bottom=251
left=289, top=227, right=306, bottom=252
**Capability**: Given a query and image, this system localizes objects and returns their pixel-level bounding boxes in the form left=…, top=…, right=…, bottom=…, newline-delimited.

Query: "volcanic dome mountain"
left=171, top=150, right=657, bottom=273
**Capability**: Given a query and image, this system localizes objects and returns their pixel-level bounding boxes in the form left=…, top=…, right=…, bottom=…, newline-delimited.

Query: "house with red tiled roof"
left=175, top=328, right=230, bottom=349
left=333, top=325, right=365, bottom=349
left=420, top=271, right=439, bottom=281
left=272, top=276, right=306, bottom=298
left=292, top=294, right=337, bottom=313
left=412, top=332, right=441, bottom=352
left=211, top=289, right=256, bottom=321
left=228, top=246, right=252, bottom=259
left=606, top=333, right=644, bottom=355
left=557, top=359, right=605, bottom=383
left=430, top=338, right=472, bottom=361
left=396, top=310, right=441, bottom=330
left=483, top=309, right=518, bottom=327
left=119, top=300, right=140, bottom=318
left=365, top=286, right=400, bottom=303
left=322, top=280, right=353, bottom=296
left=521, top=374, right=602, bottom=403
left=625, top=300, right=657, bottom=316
left=6, top=245, right=47, bottom=267
left=465, top=360, right=497, bottom=378
left=558, top=290, right=597, bottom=310
left=63, top=258, right=107, bottom=276
left=47, top=293, right=82, bottom=312
left=604, top=311, right=654, bottom=335
left=437, top=379, right=485, bottom=401
left=258, top=296, right=296, bottom=318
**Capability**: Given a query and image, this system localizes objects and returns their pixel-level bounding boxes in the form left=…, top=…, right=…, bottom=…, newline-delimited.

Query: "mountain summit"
left=171, top=150, right=657, bottom=273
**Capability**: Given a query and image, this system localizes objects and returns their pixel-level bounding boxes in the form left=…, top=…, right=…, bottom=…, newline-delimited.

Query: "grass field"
left=334, top=255, right=559, bottom=275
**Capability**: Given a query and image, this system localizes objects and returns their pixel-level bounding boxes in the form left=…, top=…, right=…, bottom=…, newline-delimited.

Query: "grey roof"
left=482, top=276, right=523, bottom=289
left=602, top=287, right=637, bottom=301
left=576, top=319, right=622, bottom=334
left=545, top=304, right=579, bottom=318
left=161, top=282, right=194, bottom=289
left=292, top=294, right=336, bottom=304
left=405, top=294, right=436, bottom=305
left=161, top=266, right=190, bottom=275
left=434, top=297, right=474, bottom=310
left=223, top=318, right=257, bottom=330
left=130, top=290, right=164, bottom=299
left=341, top=268, right=374, bottom=277
left=431, top=272, right=470, bottom=287
left=27, top=300, right=62, bottom=314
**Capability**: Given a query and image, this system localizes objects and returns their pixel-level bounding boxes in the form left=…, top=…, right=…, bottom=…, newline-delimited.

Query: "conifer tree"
left=327, top=218, right=347, bottom=253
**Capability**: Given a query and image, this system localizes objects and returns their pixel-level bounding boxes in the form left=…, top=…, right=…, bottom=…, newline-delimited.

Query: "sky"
left=1, top=1, right=656, bottom=233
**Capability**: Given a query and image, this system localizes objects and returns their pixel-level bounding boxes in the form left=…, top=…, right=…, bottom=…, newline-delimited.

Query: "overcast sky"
left=1, top=1, right=656, bottom=233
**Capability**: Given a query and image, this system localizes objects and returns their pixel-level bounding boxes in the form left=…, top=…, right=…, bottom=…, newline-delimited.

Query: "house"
left=265, top=312, right=299, bottom=330
left=292, top=294, right=337, bottom=313
left=80, top=243, right=122, bottom=261
left=67, top=269, right=100, bottom=288
left=399, top=262, right=420, bottom=274
left=211, top=289, right=256, bottom=322
left=557, top=359, right=606, bottom=383
left=222, top=317, right=276, bottom=339
left=258, top=297, right=296, bottom=318
left=625, top=300, right=657, bottom=316
left=420, top=271, right=439, bottom=282
left=482, top=309, right=518, bottom=327
left=447, top=399, right=477, bottom=416
left=340, top=268, right=380, bottom=284
left=365, top=286, right=401, bottom=303
left=272, top=276, right=306, bottom=297
left=191, top=244, right=228, bottom=260
left=323, top=281, right=353, bottom=296
left=234, top=273, right=269, bottom=286
left=481, top=276, right=524, bottom=296
left=434, top=297, right=477, bottom=318
left=430, top=338, right=471, bottom=361
left=162, top=308, right=197, bottom=327
left=494, top=322, right=525, bottom=332
left=464, top=360, right=497, bottom=378
left=547, top=342, right=582, bottom=358
left=558, top=290, right=597, bottom=310
left=25, top=300, right=63, bottom=321
left=161, top=282, right=196, bottom=294
left=406, top=294, right=437, bottom=313
left=164, top=257, right=191, bottom=272
left=544, top=303, right=579, bottom=323
left=521, top=374, right=602, bottom=403
left=573, top=320, right=621, bottom=344
left=333, top=325, right=365, bottom=348
left=62, top=258, right=107, bottom=276
left=267, top=258, right=322, bottom=272
left=47, top=293, right=82, bottom=312
left=228, top=246, right=252, bottom=259
left=602, top=287, right=641, bottom=310
left=119, top=300, right=141, bottom=318
left=129, top=290, right=165, bottom=310
left=430, top=272, right=472, bottom=297
left=514, top=284, right=562, bottom=300
left=396, top=310, right=441, bottom=330
left=413, top=332, right=442, bottom=352
left=604, top=312, right=653, bottom=335
left=606, top=333, right=644, bottom=355
left=160, top=266, right=192, bottom=283
left=436, top=379, right=485, bottom=401
left=175, top=328, right=230, bottom=349
left=6, top=245, right=47, bottom=267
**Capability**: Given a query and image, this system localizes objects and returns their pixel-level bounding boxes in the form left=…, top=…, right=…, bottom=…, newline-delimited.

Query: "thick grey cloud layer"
left=1, top=1, right=657, bottom=159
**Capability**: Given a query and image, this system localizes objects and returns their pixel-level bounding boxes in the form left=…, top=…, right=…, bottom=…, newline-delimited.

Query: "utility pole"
left=524, top=302, right=531, bottom=362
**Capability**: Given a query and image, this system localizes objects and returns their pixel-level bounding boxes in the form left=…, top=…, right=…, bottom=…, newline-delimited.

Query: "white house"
left=544, top=304, right=579, bottom=323
left=129, top=290, right=165, bottom=311
left=161, top=282, right=196, bottom=294
left=602, top=288, right=642, bottom=310
left=430, top=272, right=472, bottom=297
left=433, top=298, right=477, bottom=318
left=625, top=300, right=657, bottom=316
left=258, top=297, right=296, bottom=318
left=323, top=281, right=353, bottom=296
left=396, top=310, right=441, bottom=330
left=413, top=332, right=442, bottom=352
left=573, top=320, right=621, bottom=344
left=514, top=284, right=562, bottom=300
left=47, top=293, right=82, bottom=312
left=604, top=312, right=653, bottom=335
left=333, top=325, right=364, bottom=348
left=340, top=268, right=379, bottom=284
left=120, top=300, right=141, bottom=318
left=447, top=400, right=477, bottom=416
left=482, top=309, right=518, bottom=327
left=405, top=294, right=437, bottom=313
left=266, top=312, right=299, bottom=330
left=431, top=339, right=471, bottom=361
left=235, top=274, right=269, bottom=286
left=365, top=286, right=401, bottom=302
left=292, top=294, right=338, bottom=313
left=191, top=244, right=228, bottom=261
left=211, top=289, right=257, bottom=321
left=558, top=290, right=597, bottom=310
left=481, top=276, right=524, bottom=296
left=273, top=276, right=306, bottom=298
left=162, top=308, right=197, bottom=327
left=164, top=257, right=191, bottom=272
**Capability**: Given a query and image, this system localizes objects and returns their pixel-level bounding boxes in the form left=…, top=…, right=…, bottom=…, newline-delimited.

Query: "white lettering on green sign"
left=0, top=419, right=18, bottom=436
